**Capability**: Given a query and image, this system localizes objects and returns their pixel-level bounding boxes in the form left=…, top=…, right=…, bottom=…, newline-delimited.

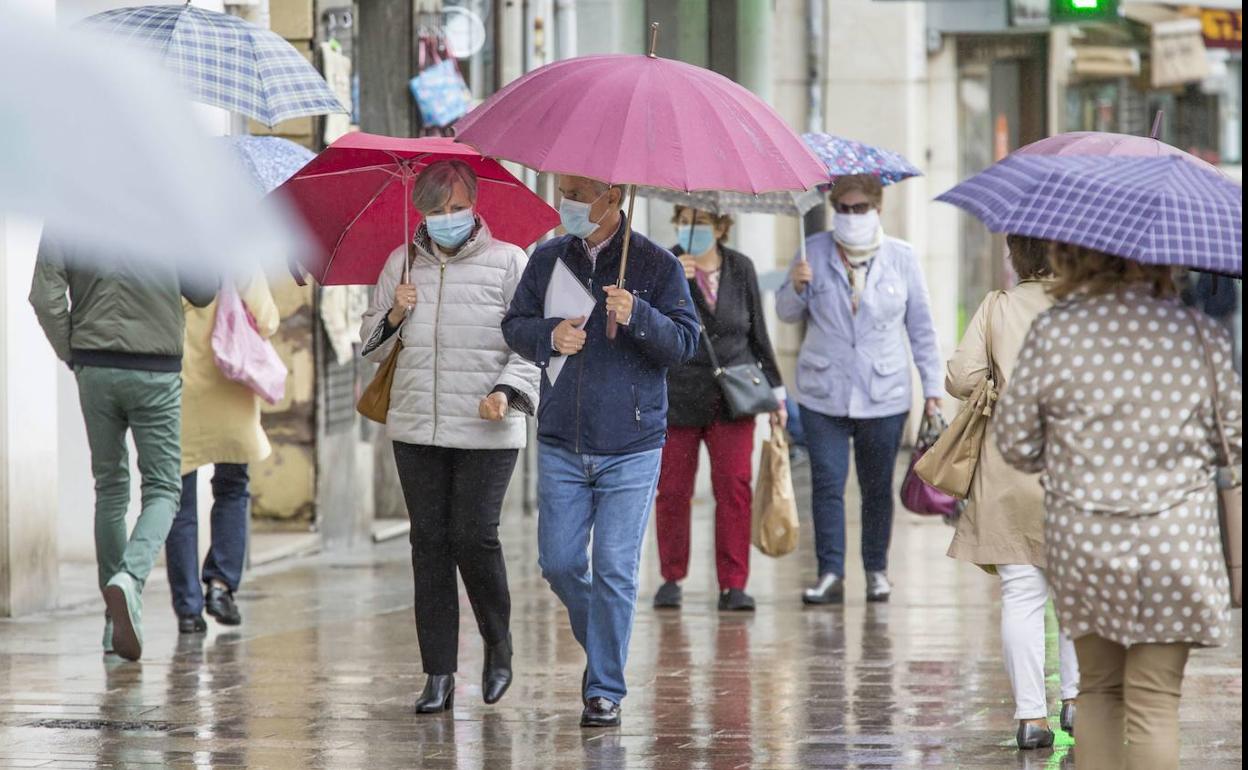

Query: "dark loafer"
left=717, top=588, right=756, bottom=612
left=1060, top=701, right=1076, bottom=735
left=414, top=674, right=455, bottom=714
left=1017, top=721, right=1055, bottom=750
left=178, top=614, right=207, bottom=634
left=653, top=581, right=682, bottom=609
left=482, top=635, right=512, bottom=705
left=580, top=697, right=621, bottom=728
left=205, top=585, right=242, bottom=626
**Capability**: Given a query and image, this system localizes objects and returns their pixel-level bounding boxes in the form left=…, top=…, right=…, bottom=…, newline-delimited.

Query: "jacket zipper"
left=432, top=261, right=447, bottom=442
left=631, top=385, right=641, bottom=431
left=575, top=271, right=594, bottom=455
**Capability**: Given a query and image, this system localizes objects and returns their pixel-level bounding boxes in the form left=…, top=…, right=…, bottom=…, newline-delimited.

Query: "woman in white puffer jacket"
left=359, top=160, right=540, bottom=715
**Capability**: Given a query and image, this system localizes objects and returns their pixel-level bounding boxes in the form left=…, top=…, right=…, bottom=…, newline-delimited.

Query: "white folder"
left=543, top=257, right=597, bottom=386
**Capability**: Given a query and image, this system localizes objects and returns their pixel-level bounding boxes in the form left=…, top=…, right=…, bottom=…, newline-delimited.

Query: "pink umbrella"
left=455, top=24, right=826, bottom=335
left=1013, top=126, right=1221, bottom=175
left=278, top=133, right=561, bottom=286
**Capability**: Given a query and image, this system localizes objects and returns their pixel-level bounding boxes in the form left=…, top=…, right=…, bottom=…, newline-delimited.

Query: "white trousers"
left=998, top=563, right=1080, bottom=720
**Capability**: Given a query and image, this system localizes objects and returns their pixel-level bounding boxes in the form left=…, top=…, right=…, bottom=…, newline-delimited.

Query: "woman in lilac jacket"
left=776, top=175, right=943, bottom=604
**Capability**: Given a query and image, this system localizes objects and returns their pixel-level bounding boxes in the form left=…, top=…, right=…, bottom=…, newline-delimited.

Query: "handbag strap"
left=983, top=290, right=1004, bottom=385
left=1189, top=309, right=1233, bottom=468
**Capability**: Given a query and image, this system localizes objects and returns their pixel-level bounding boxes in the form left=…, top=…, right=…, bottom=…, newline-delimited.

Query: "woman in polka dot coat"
left=995, top=244, right=1241, bottom=770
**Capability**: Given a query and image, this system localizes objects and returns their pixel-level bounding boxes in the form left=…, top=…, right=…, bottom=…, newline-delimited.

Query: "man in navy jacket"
left=503, top=175, right=699, bottom=727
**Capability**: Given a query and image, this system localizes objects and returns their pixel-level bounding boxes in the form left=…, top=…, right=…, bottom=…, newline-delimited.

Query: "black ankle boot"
left=414, top=674, right=455, bottom=714
left=482, top=635, right=513, bottom=705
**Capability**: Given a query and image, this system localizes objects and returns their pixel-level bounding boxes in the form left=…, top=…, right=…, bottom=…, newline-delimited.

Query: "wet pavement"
left=1, top=462, right=1241, bottom=769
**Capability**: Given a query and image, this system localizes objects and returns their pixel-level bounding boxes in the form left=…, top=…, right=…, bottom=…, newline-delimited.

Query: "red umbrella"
left=279, top=133, right=560, bottom=285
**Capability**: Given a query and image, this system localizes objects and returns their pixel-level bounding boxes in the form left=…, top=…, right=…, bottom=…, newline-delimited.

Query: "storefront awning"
left=1124, top=3, right=1213, bottom=87
left=1071, top=45, right=1143, bottom=78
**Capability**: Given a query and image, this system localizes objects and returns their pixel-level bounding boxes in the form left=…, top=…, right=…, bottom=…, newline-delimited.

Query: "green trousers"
left=75, top=366, right=182, bottom=591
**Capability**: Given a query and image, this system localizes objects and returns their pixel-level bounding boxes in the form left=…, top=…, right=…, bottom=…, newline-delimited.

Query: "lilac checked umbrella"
left=802, top=133, right=922, bottom=186
left=938, top=154, right=1241, bottom=276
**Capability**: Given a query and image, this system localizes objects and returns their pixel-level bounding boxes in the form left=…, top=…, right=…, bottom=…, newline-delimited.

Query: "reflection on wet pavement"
left=1, top=492, right=1241, bottom=768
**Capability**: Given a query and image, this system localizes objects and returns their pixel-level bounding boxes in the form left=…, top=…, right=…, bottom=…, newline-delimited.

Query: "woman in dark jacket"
left=652, top=206, right=787, bottom=612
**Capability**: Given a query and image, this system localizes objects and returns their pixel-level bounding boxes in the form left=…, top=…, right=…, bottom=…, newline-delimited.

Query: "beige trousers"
left=1073, top=635, right=1192, bottom=770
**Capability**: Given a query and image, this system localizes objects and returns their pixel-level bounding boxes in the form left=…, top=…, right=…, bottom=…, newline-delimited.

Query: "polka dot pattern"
left=994, top=290, right=1241, bottom=647
left=1046, top=490, right=1231, bottom=647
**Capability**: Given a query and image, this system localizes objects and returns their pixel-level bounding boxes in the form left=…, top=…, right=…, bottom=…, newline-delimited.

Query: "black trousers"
left=393, top=442, right=518, bottom=674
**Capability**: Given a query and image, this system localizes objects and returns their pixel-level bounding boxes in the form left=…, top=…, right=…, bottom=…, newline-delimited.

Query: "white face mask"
left=832, top=209, right=881, bottom=249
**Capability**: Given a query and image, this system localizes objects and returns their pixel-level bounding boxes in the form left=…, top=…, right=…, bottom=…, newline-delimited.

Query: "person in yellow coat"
left=165, top=274, right=280, bottom=633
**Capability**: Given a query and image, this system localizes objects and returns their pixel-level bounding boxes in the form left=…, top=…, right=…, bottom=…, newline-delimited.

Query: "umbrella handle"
left=606, top=184, right=638, bottom=341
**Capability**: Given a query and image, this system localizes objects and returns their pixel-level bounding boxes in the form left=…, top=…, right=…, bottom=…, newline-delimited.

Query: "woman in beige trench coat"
left=945, top=236, right=1079, bottom=750
left=165, top=274, right=281, bottom=633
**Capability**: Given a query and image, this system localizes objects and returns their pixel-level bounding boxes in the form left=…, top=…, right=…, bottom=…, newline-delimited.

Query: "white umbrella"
left=0, top=14, right=308, bottom=279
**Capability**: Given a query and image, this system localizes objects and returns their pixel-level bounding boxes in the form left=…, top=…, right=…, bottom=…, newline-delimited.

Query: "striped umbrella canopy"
left=638, top=188, right=823, bottom=217
left=802, top=132, right=922, bottom=186
left=81, top=4, right=346, bottom=127
left=937, top=154, right=1242, bottom=276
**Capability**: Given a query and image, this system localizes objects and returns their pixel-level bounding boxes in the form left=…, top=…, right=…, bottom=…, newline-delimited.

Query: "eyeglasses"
left=833, top=201, right=873, bottom=215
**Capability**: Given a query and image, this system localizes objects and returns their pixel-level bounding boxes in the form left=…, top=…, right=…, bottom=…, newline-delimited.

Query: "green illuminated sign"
left=1050, top=0, right=1119, bottom=23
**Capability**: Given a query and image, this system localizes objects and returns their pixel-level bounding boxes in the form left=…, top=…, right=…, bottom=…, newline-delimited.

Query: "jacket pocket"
left=869, top=357, right=907, bottom=402
left=797, top=352, right=834, bottom=398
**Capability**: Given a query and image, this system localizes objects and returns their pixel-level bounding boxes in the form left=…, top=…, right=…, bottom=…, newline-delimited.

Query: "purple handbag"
left=901, top=413, right=959, bottom=516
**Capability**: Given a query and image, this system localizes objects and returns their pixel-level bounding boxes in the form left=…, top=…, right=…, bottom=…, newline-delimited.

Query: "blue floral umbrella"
left=802, top=133, right=922, bottom=186
left=82, top=4, right=346, bottom=127
left=225, top=136, right=315, bottom=193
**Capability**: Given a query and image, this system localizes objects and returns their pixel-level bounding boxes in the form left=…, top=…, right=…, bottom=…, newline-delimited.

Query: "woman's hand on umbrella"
left=479, top=391, right=509, bottom=421
left=603, top=286, right=634, bottom=325
left=388, top=283, right=417, bottom=325
left=790, top=260, right=813, bottom=292
left=554, top=316, right=587, bottom=355
left=679, top=254, right=697, bottom=279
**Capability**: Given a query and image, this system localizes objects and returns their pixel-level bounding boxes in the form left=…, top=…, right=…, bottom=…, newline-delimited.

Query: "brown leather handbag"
left=1192, top=312, right=1242, bottom=608
left=356, top=244, right=414, bottom=424
left=915, top=291, right=1003, bottom=498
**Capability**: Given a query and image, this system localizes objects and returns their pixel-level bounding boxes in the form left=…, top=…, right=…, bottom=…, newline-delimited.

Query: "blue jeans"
left=537, top=443, right=662, bottom=705
left=786, top=399, right=806, bottom=448
left=800, top=407, right=907, bottom=578
left=165, top=464, right=250, bottom=617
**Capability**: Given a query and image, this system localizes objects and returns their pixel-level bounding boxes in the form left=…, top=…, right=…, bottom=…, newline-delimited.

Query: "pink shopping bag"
left=211, top=282, right=287, bottom=405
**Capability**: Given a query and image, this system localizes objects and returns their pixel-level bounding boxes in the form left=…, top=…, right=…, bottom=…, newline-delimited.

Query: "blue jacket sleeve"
left=902, top=250, right=945, bottom=399
left=502, top=253, right=561, bottom=368
left=624, top=253, right=700, bottom=367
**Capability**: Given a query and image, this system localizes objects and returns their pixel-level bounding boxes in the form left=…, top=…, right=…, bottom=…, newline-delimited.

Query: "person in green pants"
left=29, top=236, right=215, bottom=661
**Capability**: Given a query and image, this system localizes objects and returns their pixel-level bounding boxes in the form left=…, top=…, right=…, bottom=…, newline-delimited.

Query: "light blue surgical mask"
left=425, top=209, right=475, bottom=249
left=676, top=224, right=716, bottom=256
left=559, top=189, right=610, bottom=239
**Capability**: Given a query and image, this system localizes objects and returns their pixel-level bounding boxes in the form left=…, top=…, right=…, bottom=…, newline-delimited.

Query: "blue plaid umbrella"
left=82, top=4, right=346, bottom=127
left=224, top=136, right=315, bottom=193
left=938, top=155, right=1242, bottom=276
left=802, top=133, right=922, bottom=186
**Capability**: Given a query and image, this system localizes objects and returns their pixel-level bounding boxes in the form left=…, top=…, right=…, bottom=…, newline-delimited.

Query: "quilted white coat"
left=360, top=223, right=539, bottom=449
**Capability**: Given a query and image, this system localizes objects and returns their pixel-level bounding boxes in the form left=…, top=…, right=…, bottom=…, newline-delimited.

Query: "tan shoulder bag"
left=915, top=291, right=1003, bottom=498
left=356, top=243, right=414, bottom=424
left=1191, top=311, right=1242, bottom=608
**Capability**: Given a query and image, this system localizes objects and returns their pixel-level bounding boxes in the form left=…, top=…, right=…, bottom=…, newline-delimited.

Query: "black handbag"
left=699, top=326, right=780, bottom=420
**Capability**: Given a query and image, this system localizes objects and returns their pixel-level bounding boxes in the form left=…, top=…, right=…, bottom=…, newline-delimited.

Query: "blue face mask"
left=425, top=209, right=475, bottom=249
left=559, top=189, right=609, bottom=239
left=676, top=224, right=716, bottom=256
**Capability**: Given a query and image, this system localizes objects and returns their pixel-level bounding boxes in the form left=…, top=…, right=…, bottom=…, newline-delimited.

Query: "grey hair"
left=411, top=160, right=478, bottom=213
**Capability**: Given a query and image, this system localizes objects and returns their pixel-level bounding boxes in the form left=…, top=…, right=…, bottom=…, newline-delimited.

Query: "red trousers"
left=655, top=419, right=755, bottom=590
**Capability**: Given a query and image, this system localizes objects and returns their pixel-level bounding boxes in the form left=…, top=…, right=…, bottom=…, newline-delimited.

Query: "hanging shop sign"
left=1200, top=8, right=1242, bottom=49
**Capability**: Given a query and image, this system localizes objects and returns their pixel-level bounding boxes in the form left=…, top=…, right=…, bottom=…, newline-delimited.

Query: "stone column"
left=0, top=215, right=59, bottom=617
